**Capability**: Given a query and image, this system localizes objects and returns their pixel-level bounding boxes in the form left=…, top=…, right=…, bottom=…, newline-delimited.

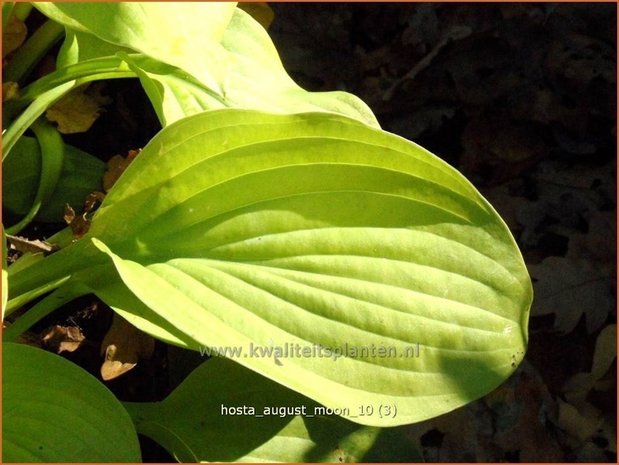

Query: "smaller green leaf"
left=2, top=342, right=141, bottom=462
left=3, top=135, right=105, bottom=222
left=124, top=356, right=419, bottom=462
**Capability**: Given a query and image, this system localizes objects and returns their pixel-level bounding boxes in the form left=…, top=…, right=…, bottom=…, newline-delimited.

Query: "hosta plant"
left=2, top=2, right=533, bottom=462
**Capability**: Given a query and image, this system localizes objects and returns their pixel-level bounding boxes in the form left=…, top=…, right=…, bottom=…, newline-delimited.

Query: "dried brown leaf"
left=64, top=204, right=90, bottom=239
left=100, top=313, right=155, bottom=381
left=567, top=211, right=617, bottom=268
left=484, top=366, right=564, bottom=462
left=103, top=149, right=140, bottom=192
left=6, top=235, right=59, bottom=255
left=64, top=192, right=106, bottom=239
left=563, top=324, right=617, bottom=406
left=557, top=400, right=602, bottom=442
left=42, top=325, right=86, bottom=353
left=101, top=345, right=137, bottom=381
left=45, top=83, right=111, bottom=134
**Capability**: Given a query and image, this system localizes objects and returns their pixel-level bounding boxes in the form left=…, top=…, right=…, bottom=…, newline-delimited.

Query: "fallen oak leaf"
left=556, top=399, right=604, bottom=444
left=555, top=324, right=617, bottom=460
left=100, top=313, right=155, bottom=381
left=484, top=366, right=565, bottom=462
left=461, top=116, right=547, bottom=185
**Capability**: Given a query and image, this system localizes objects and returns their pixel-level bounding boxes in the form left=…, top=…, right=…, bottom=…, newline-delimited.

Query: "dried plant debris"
left=6, top=235, right=59, bottom=255
left=64, top=191, right=106, bottom=239
left=273, top=4, right=614, bottom=175
left=100, top=313, right=155, bottom=381
left=46, top=83, right=111, bottom=134
left=103, top=149, right=141, bottom=192
left=42, top=325, right=86, bottom=354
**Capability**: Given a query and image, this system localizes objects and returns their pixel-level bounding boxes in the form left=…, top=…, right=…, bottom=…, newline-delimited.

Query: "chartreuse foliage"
left=2, top=2, right=532, bottom=462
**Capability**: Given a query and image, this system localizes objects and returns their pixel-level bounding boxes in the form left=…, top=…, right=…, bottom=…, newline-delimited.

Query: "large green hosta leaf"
left=8, top=109, right=532, bottom=426
left=84, top=109, right=532, bottom=426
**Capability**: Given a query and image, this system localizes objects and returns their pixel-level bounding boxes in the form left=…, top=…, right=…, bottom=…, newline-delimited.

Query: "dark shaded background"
left=268, top=3, right=616, bottom=462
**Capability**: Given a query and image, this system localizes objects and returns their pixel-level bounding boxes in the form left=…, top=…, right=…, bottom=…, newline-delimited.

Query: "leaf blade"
left=85, top=109, right=531, bottom=426
left=2, top=343, right=141, bottom=462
